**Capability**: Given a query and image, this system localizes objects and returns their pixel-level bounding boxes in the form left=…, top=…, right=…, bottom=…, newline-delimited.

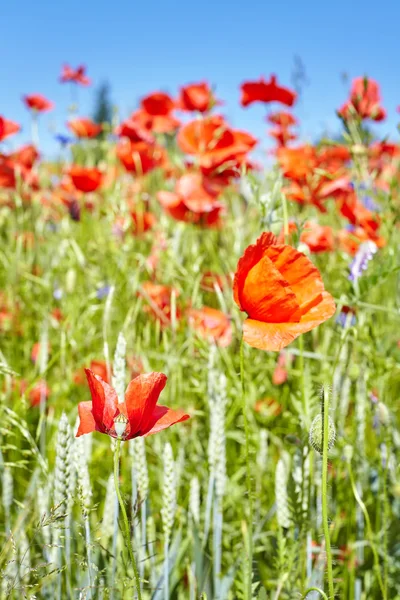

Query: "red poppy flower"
left=240, top=75, right=297, bottom=107
left=141, top=92, right=176, bottom=115
left=74, top=360, right=109, bottom=386
left=177, top=82, right=219, bottom=113
left=60, top=64, right=91, bottom=86
left=187, top=306, right=232, bottom=347
left=116, top=139, right=167, bottom=175
left=10, top=144, right=40, bottom=170
left=68, top=166, right=103, bottom=193
left=0, top=156, right=16, bottom=188
left=139, top=282, right=181, bottom=326
left=269, top=126, right=297, bottom=148
left=338, top=77, right=386, bottom=122
left=23, top=94, right=54, bottom=112
left=29, top=380, right=50, bottom=407
left=0, top=117, right=21, bottom=142
left=278, top=221, right=335, bottom=253
left=233, top=232, right=336, bottom=351
left=336, top=227, right=386, bottom=255
left=254, top=397, right=282, bottom=417
left=157, top=172, right=224, bottom=226
left=76, top=369, right=189, bottom=439
left=267, top=111, right=297, bottom=127
left=116, top=116, right=154, bottom=143
left=178, top=116, right=256, bottom=178
left=67, top=117, right=102, bottom=138
left=131, top=209, right=156, bottom=235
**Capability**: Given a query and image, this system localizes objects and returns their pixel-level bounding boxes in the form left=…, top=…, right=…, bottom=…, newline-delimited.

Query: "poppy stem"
left=281, top=190, right=289, bottom=244
left=113, top=438, right=142, bottom=600
left=321, top=387, right=334, bottom=598
left=240, top=337, right=253, bottom=599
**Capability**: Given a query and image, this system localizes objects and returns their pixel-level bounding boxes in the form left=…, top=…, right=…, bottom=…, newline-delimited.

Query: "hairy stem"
left=321, top=388, right=334, bottom=598
left=114, top=439, right=142, bottom=600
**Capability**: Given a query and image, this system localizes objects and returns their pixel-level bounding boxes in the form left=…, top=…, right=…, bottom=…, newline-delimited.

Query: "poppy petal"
left=242, top=292, right=336, bottom=351
left=265, top=244, right=325, bottom=306
left=124, top=372, right=167, bottom=436
left=144, top=405, right=190, bottom=436
left=84, top=369, right=118, bottom=431
left=241, top=255, right=300, bottom=323
left=76, top=401, right=97, bottom=437
left=233, top=232, right=277, bottom=309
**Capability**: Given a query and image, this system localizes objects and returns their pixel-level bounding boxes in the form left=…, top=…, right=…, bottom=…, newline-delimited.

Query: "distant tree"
left=93, top=81, right=113, bottom=126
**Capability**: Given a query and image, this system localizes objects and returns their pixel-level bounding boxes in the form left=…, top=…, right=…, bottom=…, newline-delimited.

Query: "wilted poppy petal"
left=241, top=255, right=300, bottom=322
left=124, top=372, right=167, bottom=436
left=144, top=405, right=190, bottom=436
left=76, top=401, right=97, bottom=437
left=233, top=232, right=278, bottom=309
left=84, top=369, right=118, bottom=432
left=243, top=292, right=336, bottom=351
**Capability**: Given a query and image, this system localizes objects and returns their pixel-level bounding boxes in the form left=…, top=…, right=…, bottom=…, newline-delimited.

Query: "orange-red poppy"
left=187, top=306, right=232, bottom=347
left=254, top=397, right=282, bottom=417
left=116, top=139, right=167, bottom=175
left=74, top=360, right=109, bottom=386
left=240, top=75, right=297, bottom=107
left=178, top=116, right=256, bottom=178
left=29, top=380, right=50, bottom=407
left=116, top=115, right=154, bottom=143
left=77, top=369, right=189, bottom=439
left=68, top=166, right=103, bottom=193
left=0, top=116, right=21, bottom=142
left=60, top=64, right=91, bottom=86
left=67, top=117, right=102, bottom=138
left=157, top=172, right=224, bottom=226
left=177, top=82, right=219, bottom=113
left=10, top=144, right=40, bottom=170
left=233, top=232, right=336, bottom=351
left=23, top=94, right=54, bottom=112
left=267, top=111, right=297, bottom=127
left=278, top=221, right=335, bottom=253
left=139, top=282, right=181, bottom=326
left=269, top=126, right=297, bottom=148
left=338, top=77, right=386, bottom=122
left=131, top=209, right=156, bottom=235
left=336, top=227, right=386, bottom=255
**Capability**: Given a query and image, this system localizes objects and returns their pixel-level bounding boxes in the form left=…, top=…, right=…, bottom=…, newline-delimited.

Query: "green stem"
left=347, top=458, right=386, bottom=600
left=303, top=587, right=329, bottom=600
left=281, top=191, right=289, bottom=243
left=321, top=388, right=335, bottom=598
left=114, top=439, right=142, bottom=600
left=240, top=338, right=253, bottom=600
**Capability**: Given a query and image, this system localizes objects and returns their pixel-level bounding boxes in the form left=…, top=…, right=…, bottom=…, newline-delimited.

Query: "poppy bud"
left=309, top=414, right=336, bottom=454
left=114, top=413, right=128, bottom=439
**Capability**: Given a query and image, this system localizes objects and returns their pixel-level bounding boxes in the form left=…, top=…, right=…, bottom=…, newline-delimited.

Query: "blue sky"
left=2, top=0, right=399, bottom=158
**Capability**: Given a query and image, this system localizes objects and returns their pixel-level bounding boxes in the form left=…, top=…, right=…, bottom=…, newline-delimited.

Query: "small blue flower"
left=96, top=285, right=111, bottom=299
left=336, top=310, right=356, bottom=328
left=53, top=288, right=63, bottom=300
left=55, top=134, right=74, bottom=147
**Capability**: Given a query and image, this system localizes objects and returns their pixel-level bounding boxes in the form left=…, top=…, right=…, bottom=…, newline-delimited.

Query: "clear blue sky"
left=2, top=0, right=400, bottom=158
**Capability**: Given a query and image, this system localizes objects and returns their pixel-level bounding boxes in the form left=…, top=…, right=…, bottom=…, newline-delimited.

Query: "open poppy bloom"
left=116, top=115, right=154, bottom=143
left=177, top=82, right=220, bottom=113
left=0, top=116, right=21, bottom=142
left=139, top=281, right=181, bottom=326
left=60, top=64, right=91, bottom=86
left=68, top=166, right=103, bottom=193
left=157, top=172, right=224, bottom=226
left=74, top=360, right=109, bottom=385
left=240, top=75, right=297, bottom=107
left=269, top=126, right=297, bottom=148
left=178, top=116, right=256, bottom=178
left=116, top=139, right=167, bottom=175
left=233, top=232, right=336, bottom=351
left=76, top=369, right=189, bottom=439
left=187, top=306, right=232, bottom=347
left=67, top=117, right=102, bottom=138
left=23, top=94, right=54, bottom=112
left=278, top=221, right=335, bottom=253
